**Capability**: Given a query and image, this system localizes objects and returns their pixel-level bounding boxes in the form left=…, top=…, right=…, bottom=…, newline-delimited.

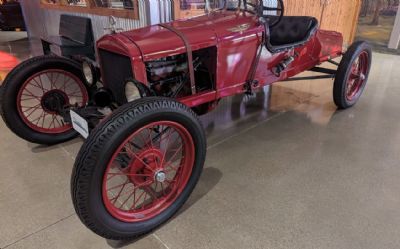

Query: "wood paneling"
left=173, top=0, right=361, bottom=45
left=285, top=0, right=361, bottom=45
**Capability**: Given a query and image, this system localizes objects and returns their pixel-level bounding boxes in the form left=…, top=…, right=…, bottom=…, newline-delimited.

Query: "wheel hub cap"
left=155, top=171, right=166, bottom=183
left=41, top=90, right=68, bottom=114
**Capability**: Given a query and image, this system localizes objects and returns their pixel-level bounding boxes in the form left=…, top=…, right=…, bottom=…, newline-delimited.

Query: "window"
left=93, top=0, right=134, bottom=10
left=174, top=1, right=279, bottom=19
left=64, top=0, right=88, bottom=7
left=40, top=0, right=138, bottom=19
left=174, top=0, right=244, bottom=19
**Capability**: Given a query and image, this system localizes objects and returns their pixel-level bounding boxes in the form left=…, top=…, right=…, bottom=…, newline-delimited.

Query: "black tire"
left=71, top=97, right=207, bottom=240
left=333, top=41, right=372, bottom=109
left=0, top=55, right=88, bottom=145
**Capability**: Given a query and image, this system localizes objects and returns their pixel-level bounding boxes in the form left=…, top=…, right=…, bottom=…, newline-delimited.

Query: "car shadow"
left=29, top=137, right=83, bottom=154
left=106, top=166, right=223, bottom=248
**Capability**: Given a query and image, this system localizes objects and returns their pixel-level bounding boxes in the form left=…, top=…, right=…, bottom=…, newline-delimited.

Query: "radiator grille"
left=99, top=49, right=133, bottom=104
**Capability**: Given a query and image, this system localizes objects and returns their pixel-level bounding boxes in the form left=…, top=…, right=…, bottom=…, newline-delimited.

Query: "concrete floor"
left=1, top=43, right=400, bottom=248
left=0, top=31, right=29, bottom=60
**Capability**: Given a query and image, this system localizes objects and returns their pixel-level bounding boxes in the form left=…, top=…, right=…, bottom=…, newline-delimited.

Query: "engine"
left=145, top=47, right=217, bottom=98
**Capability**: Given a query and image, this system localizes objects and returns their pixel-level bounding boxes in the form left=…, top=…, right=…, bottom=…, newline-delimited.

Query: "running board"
left=282, top=67, right=336, bottom=82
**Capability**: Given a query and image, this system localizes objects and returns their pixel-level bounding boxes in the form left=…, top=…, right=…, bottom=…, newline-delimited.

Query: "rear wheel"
left=71, top=97, right=206, bottom=240
left=333, top=41, right=372, bottom=109
left=0, top=56, right=89, bottom=144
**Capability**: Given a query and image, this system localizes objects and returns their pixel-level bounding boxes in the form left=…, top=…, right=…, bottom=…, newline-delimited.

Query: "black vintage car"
left=0, top=0, right=26, bottom=31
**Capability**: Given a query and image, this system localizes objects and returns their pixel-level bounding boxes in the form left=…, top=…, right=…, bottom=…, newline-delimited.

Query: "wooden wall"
left=285, top=0, right=361, bottom=45
left=172, top=0, right=361, bottom=45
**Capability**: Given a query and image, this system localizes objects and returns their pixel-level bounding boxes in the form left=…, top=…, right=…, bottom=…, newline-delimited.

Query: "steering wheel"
left=243, top=0, right=285, bottom=28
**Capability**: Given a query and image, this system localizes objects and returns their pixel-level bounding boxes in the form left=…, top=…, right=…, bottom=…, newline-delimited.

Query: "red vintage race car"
left=0, top=0, right=371, bottom=240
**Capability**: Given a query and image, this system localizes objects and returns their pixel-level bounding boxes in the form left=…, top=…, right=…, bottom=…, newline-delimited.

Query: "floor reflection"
left=200, top=72, right=338, bottom=144
left=0, top=31, right=29, bottom=84
left=199, top=86, right=275, bottom=145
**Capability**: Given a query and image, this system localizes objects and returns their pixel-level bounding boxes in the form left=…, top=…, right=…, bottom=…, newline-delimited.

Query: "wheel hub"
left=155, top=171, right=166, bottom=183
left=129, top=148, right=163, bottom=185
left=41, top=90, right=68, bottom=114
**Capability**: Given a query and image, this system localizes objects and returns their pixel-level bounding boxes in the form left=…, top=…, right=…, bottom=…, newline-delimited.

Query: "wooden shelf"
left=40, top=1, right=139, bottom=20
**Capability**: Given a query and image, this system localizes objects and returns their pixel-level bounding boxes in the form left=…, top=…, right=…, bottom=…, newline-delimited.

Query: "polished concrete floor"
left=1, top=44, right=400, bottom=248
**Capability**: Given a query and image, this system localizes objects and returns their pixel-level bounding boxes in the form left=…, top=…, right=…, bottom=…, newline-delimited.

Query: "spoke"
left=349, top=72, right=359, bottom=81
left=142, top=185, right=158, bottom=202
left=137, top=130, right=151, bottom=150
left=54, top=116, right=63, bottom=127
left=21, top=96, right=40, bottom=101
left=48, top=115, right=56, bottom=129
left=131, top=188, right=146, bottom=210
left=29, top=112, right=44, bottom=125
left=108, top=181, right=131, bottom=191
left=141, top=192, right=148, bottom=210
left=125, top=145, right=155, bottom=172
left=21, top=103, right=41, bottom=113
left=110, top=179, right=130, bottom=205
left=64, top=77, right=78, bottom=92
left=110, top=179, right=152, bottom=204
left=107, top=172, right=152, bottom=178
left=23, top=88, right=42, bottom=100
left=165, top=179, right=177, bottom=185
left=163, top=144, right=183, bottom=171
left=38, top=74, right=50, bottom=90
left=29, top=79, right=47, bottom=93
left=41, top=112, right=47, bottom=128
left=160, top=182, right=166, bottom=196
left=160, top=128, right=174, bottom=166
left=53, top=72, right=62, bottom=90
left=38, top=73, right=54, bottom=90
left=25, top=105, right=40, bottom=119
left=32, top=77, right=49, bottom=92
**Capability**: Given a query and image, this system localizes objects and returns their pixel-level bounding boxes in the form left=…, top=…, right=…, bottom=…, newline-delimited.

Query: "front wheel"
left=0, top=55, right=89, bottom=144
left=333, top=41, right=372, bottom=109
left=71, top=97, right=207, bottom=240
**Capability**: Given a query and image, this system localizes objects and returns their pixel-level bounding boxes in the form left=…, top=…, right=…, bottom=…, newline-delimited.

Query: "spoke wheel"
left=346, top=51, right=369, bottom=101
left=0, top=55, right=89, bottom=144
left=16, top=69, right=88, bottom=134
left=333, top=41, right=372, bottom=109
left=71, top=98, right=207, bottom=240
left=103, top=121, right=195, bottom=222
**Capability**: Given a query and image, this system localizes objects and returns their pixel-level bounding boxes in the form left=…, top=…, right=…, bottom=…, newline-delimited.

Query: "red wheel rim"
left=16, top=69, right=88, bottom=134
left=346, top=51, right=369, bottom=101
left=102, top=121, right=195, bottom=222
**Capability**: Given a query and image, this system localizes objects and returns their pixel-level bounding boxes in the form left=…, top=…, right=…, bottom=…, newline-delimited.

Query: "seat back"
left=59, top=14, right=94, bottom=45
left=269, top=16, right=318, bottom=47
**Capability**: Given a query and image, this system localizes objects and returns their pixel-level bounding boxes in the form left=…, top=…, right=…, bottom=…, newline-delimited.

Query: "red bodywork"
left=97, top=10, right=343, bottom=108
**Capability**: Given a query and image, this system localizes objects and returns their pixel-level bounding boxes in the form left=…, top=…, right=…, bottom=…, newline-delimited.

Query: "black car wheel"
left=0, top=55, right=89, bottom=145
left=333, top=41, right=372, bottom=109
left=71, top=97, right=207, bottom=240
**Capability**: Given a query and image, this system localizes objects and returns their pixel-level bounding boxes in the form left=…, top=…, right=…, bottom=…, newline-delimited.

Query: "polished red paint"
left=97, top=10, right=344, bottom=108
left=102, top=120, right=195, bottom=222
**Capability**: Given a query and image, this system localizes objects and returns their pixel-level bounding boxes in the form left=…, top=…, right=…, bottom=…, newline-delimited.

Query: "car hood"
left=110, top=10, right=259, bottom=61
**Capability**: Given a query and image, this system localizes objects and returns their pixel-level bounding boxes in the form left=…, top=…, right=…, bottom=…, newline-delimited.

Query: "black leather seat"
left=266, top=16, right=319, bottom=52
